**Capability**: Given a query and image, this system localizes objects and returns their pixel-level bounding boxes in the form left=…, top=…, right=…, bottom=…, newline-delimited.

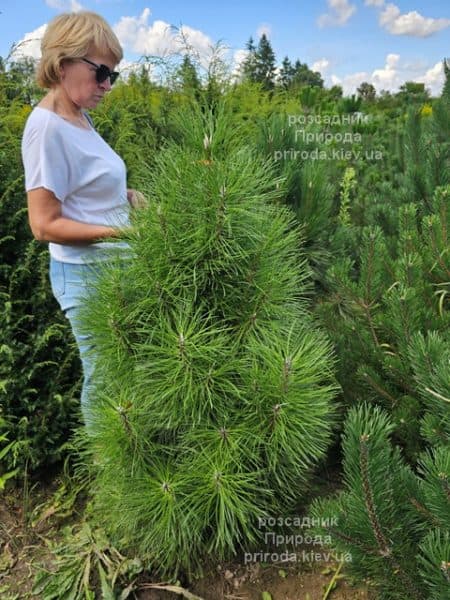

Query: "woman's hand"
left=127, top=189, right=148, bottom=209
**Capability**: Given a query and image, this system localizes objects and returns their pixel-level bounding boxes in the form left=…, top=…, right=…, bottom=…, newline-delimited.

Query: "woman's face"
left=58, top=50, right=118, bottom=109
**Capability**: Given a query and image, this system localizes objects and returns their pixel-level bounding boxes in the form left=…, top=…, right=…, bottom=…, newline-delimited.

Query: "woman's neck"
left=40, top=86, right=89, bottom=129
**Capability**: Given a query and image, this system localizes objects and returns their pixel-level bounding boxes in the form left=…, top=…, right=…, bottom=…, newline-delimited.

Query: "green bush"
left=310, top=404, right=450, bottom=600
left=0, top=98, right=82, bottom=475
left=78, top=101, right=340, bottom=575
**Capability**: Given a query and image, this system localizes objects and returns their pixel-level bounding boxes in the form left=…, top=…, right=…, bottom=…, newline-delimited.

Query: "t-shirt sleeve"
left=21, top=116, right=70, bottom=202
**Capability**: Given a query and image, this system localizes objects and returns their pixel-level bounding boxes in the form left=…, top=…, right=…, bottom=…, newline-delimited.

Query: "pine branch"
left=359, top=435, right=424, bottom=600
left=439, top=473, right=450, bottom=502
left=359, top=299, right=380, bottom=347
left=359, top=434, right=392, bottom=557
left=117, top=405, right=133, bottom=438
left=429, top=227, right=450, bottom=278
left=361, top=371, right=398, bottom=406
left=409, top=497, right=441, bottom=528
left=325, top=525, right=378, bottom=555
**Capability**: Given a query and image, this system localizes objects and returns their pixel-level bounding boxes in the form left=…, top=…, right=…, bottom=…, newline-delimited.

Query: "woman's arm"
left=27, top=187, right=122, bottom=244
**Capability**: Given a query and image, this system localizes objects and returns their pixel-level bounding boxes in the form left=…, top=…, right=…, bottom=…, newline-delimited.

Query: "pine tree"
left=278, top=56, right=294, bottom=90
left=310, top=404, right=450, bottom=600
left=175, top=54, right=201, bottom=100
left=431, top=62, right=450, bottom=184
left=240, top=36, right=258, bottom=83
left=253, top=111, right=339, bottom=283
left=315, top=184, right=450, bottom=459
left=78, top=101, right=340, bottom=575
left=442, top=58, right=450, bottom=100
left=254, top=34, right=276, bottom=91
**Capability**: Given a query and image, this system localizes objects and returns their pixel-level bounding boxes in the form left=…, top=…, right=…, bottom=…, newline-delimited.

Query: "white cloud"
left=379, top=3, right=450, bottom=37
left=256, top=23, right=272, bottom=39
left=417, top=61, right=446, bottom=92
left=115, top=58, right=155, bottom=82
left=371, top=52, right=400, bottom=87
left=330, top=70, right=368, bottom=92
left=229, top=49, right=251, bottom=83
left=364, top=0, right=385, bottom=6
left=45, top=0, right=83, bottom=11
left=232, top=49, right=249, bottom=70
left=312, top=58, right=331, bottom=73
left=113, top=8, right=214, bottom=68
left=326, top=54, right=445, bottom=96
left=10, top=24, right=47, bottom=61
left=317, top=0, right=357, bottom=28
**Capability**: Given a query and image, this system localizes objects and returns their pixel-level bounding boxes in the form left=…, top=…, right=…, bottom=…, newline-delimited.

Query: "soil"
left=137, top=560, right=373, bottom=599
left=0, top=468, right=376, bottom=600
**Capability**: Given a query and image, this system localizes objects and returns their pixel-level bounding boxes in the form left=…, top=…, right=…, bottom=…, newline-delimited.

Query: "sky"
left=0, top=0, right=449, bottom=95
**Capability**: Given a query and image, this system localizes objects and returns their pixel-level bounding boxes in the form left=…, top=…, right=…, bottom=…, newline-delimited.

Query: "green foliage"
left=88, top=80, right=164, bottom=185
left=254, top=34, right=276, bottom=91
left=418, top=529, right=450, bottom=600
left=0, top=432, right=19, bottom=488
left=338, top=167, right=356, bottom=226
left=0, top=92, right=81, bottom=475
left=241, top=37, right=322, bottom=93
left=0, top=58, right=179, bottom=477
left=78, top=101, right=339, bottom=575
left=338, top=94, right=362, bottom=114
left=442, top=58, right=450, bottom=101
left=278, top=56, right=294, bottom=90
left=32, top=520, right=143, bottom=599
left=315, top=184, right=450, bottom=459
left=241, top=34, right=276, bottom=91
left=397, top=81, right=430, bottom=104
left=253, top=111, right=339, bottom=283
left=174, top=55, right=201, bottom=99
left=310, top=404, right=450, bottom=600
left=291, top=60, right=323, bottom=90
left=357, top=82, right=376, bottom=102
left=1, top=47, right=448, bottom=594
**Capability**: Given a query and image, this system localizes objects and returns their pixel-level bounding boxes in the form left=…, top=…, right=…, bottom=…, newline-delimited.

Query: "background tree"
left=291, top=60, right=323, bottom=89
left=240, top=36, right=258, bottom=83
left=254, top=33, right=276, bottom=91
left=442, top=57, right=450, bottom=99
left=278, top=55, right=294, bottom=90
left=357, top=81, right=376, bottom=102
left=174, top=54, right=201, bottom=100
left=397, top=81, right=429, bottom=104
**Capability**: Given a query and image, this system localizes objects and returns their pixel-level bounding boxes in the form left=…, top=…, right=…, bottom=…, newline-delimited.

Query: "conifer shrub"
left=314, top=185, right=450, bottom=459
left=0, top=101, right=81, bottom=475
left=310, top=403, right=450, bottom=600
left=253, top=112, right=340, bottom=285
left=78, top=102, right=340, bottom=575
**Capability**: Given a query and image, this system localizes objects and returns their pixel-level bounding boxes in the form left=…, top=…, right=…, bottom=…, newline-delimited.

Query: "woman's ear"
left=58, top=60, right=66, bottom=80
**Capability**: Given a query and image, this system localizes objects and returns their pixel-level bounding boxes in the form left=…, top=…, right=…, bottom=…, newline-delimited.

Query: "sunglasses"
left=81, top=58, right=119, bottom=85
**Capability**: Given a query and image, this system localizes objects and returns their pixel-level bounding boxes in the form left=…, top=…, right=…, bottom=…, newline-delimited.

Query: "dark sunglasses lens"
left=95, top=65, right=119, bottom=85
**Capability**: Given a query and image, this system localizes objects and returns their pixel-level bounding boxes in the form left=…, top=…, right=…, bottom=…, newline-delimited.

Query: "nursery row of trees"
left=0, top=49, right=449, bottom=598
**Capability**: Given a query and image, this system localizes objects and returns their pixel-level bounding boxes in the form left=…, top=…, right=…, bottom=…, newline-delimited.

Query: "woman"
left=21, top=11, right=142, bottom=432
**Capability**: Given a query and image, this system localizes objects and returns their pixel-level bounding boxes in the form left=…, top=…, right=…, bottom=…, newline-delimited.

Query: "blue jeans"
left=49, top=257, right=106, bottom=432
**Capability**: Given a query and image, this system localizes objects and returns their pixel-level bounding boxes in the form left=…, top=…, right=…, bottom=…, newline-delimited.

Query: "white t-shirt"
left=22, top=106, right=132, bottom=264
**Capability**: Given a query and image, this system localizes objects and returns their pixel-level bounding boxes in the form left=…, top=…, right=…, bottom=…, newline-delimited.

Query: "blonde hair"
left=36, top=11, right=123, bottom=88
